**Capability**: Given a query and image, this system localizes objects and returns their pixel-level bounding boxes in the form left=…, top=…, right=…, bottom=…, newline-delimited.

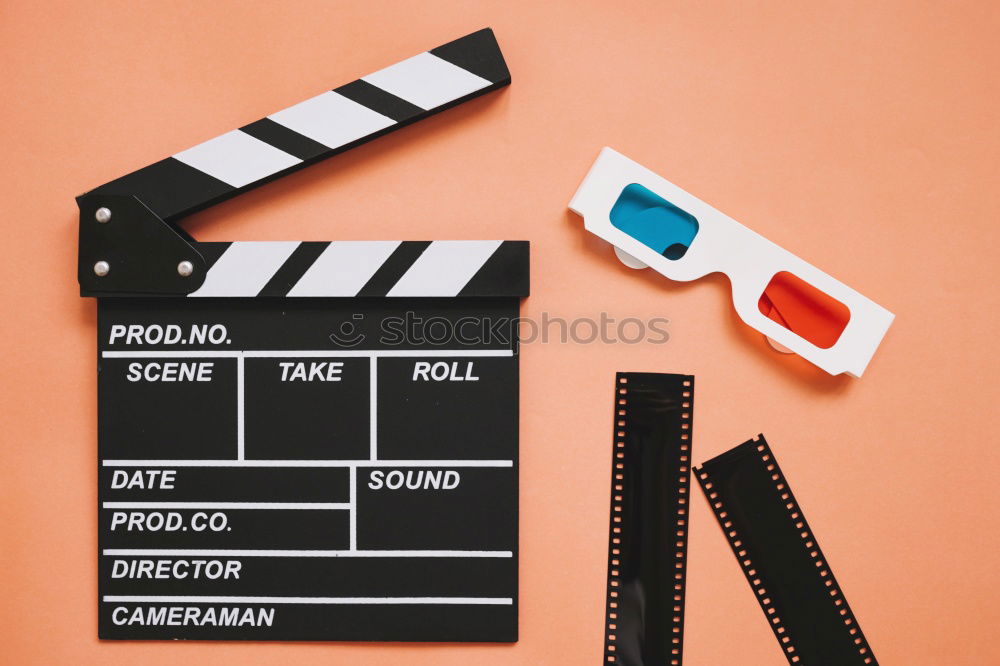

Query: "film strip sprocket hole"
left=695, top=435, right=877, bottom=665
left=605, top=372, right=693, bottom=665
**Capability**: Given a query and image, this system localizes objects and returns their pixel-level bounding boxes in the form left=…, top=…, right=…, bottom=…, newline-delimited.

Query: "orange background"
left=2, top=1, right=999, bottom=663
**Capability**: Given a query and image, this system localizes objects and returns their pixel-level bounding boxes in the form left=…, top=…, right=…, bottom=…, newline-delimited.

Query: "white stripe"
left=101, top=349, right=513, bottom=358
left=369, top=355, right=378, bottom=460
left=103, top=595, right=512, bottom=605
left=236, top=356, right=245, bottom=460
left=102, top=459, right=513, bottom=467
left=103, top=549, right=513, bottom=558
left=387, top=241, right=502, bottom=297
left=349, top=468, right=357, bottom=551
left=363, top=52, right=491, bottom=111
left=188, top=242, right=299, bottom=297
left=102, top=502, right=348, bottom=510
left=269, top=90, right=395, bottom=149
left=286, top=241, right=400, bottom=296
left=173, top=130, right=301, bottom=188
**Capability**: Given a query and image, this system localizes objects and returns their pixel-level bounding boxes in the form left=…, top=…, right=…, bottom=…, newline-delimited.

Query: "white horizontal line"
left=101, top=349, right=513, bottom=358
left=102, top=459, right=513, bottom=468
left=103, top=595, right=512, bottom=605
left=102, top=502, right=349, bottom=510
left=102, top=549, right=513, bottom=558
left=270, top=349, right=514, bottom=358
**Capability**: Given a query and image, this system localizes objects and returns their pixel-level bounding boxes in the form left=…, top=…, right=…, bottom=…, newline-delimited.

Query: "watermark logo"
left=329, top=312, right=670, bottom=348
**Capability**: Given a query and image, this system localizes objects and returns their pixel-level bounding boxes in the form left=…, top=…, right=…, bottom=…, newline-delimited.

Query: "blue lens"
left=609, top=184, right=699, bottom=259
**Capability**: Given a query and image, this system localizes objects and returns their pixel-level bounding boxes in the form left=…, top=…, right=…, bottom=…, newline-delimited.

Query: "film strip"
left=695, top=435, right=877, bottom=665
left=605, top=372, right=693, bottom=665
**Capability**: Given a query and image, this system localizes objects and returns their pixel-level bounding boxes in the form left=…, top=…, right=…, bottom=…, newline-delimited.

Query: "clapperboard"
left=77, top=29, right=527, bottom=642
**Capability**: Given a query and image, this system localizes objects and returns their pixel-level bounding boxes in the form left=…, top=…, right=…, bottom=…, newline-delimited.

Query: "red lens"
left=757, top=271, right=850, bottom=349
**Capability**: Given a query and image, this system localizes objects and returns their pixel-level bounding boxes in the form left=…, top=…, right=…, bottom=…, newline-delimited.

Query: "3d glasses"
left=569, top=148, right=894, bottom=377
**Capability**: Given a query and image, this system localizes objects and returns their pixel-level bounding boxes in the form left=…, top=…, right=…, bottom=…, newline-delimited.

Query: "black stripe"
left=240, top=119, right=329, bottom=161
left=86, top=158, right=234, bottom=223
left=458, top=241, right=529, bottom=297
left=431, top=28, right=511, bottom=85
left=356, top=241, right=431, bottom=297
left=335, top=80, right=423, bottom=123
left=255, top=242, right=331, bottom=297
left=194, top=242, right=234, bottom=270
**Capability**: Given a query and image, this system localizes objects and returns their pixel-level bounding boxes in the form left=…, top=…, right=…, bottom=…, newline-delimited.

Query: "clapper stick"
left=79, top=28, right=527, bottom=643
left=77, top=28, right=511, bottom=297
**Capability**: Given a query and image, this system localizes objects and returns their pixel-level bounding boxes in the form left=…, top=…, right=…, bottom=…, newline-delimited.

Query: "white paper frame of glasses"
left=569, top=147, right=894, bottom=377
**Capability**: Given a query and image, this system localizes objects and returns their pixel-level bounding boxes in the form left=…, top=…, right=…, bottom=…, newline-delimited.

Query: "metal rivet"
left=95, top=207, right=112, bottom=223
left=94, top=260, right=110, bottom=277
left=177, top=260, right=194, bottom=277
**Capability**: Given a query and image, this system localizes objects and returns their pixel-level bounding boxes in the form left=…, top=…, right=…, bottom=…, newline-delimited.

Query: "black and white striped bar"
left=186, top=240, right=528, bottom=298
left=79, top=28, right=510, bottom=222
